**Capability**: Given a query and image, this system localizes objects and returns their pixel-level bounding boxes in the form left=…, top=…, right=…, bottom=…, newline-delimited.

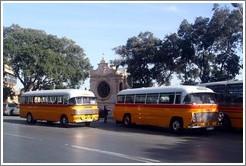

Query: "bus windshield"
left=183, top=93, right=217, bottom=104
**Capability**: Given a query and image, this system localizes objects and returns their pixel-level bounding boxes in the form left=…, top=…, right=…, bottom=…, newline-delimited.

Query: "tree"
left=152, top=33, right=181, bottom=86
left=208, top=4, right=243, bottom=82
left=113, top=4, right=242, bottom=86
left=3, top=86, right=15, bottom=101
left=113, top=32, right=161, bottom=88
left=176, top=4, right=243, bottom=84
left=3, top=24, right=92, bottom=91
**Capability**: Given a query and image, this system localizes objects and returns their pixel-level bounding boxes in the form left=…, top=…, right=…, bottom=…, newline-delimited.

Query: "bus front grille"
left=193, top=112, right=220, bottom=123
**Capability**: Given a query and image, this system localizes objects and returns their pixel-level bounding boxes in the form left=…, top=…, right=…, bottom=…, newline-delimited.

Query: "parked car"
left=3, top=102, right=20, bottom=116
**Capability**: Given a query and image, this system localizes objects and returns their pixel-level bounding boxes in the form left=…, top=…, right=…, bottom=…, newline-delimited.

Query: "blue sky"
left=2, top=1, right=242, bottom=89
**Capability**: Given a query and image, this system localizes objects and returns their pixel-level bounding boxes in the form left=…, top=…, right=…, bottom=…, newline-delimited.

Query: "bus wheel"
left=222, top=115, right=232, bottom=131
left=26, top=113, right=34, bottom=124
left=85, top=122, right=90, bottom=127
left=169, top=118, right=183, bottom=134
left=60, top=115, right=69, bottom=128
left=123, top=114, right=131, bottom=127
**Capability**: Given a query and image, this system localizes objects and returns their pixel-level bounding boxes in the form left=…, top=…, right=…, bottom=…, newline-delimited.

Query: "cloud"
left=164, top=5, right=179, bottom=12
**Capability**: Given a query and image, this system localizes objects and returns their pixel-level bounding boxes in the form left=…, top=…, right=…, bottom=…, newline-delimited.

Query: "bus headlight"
left=218, top=112, right=224, bottom=122
left=192, top=113, right=196, bottom=123
left=73, top=110, right=80, bottom=115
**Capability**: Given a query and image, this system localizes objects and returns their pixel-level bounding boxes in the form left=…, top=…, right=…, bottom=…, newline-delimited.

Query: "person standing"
left=103, top=105, right=110, bottom=123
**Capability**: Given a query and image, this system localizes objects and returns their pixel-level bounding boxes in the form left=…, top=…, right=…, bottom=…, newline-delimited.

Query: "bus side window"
left=57, top=96, right=64, bottom=104
left=68, top=98, right=76, bottom=104
left=175, top=94, right=181, bottom=104
left=183, top=95, right=191, bottom=104
left=125, top=95, right=134, bottom=103
left=28, top=97, right=34, bottom=104
left=234, top=96, right=243, bottom=103
left=159, top=93, right=175, bottom=104
left=63, top=96, right=68, bottom=104
left=169, top=94, right=174, bottom=104
left=135, top=94, right=146, bottom=104
left=146, top=94, right=158, bottom=104
left=117, top=95, right=125, bottom=103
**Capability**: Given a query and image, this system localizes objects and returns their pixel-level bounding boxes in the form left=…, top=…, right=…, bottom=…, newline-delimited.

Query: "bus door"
left=133, top=94, right=146, bottom=124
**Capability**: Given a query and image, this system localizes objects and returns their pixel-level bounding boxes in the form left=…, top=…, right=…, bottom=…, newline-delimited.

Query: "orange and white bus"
left=198, top=80, right=243, bottom=130
left=113, top=86, right=223, bottom=133
left=19, top=89, right=99, bottom=127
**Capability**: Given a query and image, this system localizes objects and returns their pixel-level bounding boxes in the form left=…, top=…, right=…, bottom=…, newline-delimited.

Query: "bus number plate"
left=206, top=126, right=214, bottom=130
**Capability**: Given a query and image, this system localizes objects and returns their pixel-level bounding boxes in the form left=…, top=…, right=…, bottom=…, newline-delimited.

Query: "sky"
left=1, top=1, right=243, bottom=90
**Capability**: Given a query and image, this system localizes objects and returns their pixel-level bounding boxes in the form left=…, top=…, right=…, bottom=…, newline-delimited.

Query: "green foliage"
left=176, top=4, right=243, bottom=84
left=3, top=86, right=15, bottom=101
left=114, top=4, right=243, bottom=86
left=3, top=24, right=92, bottom=91
left=114, top=32, right=161, bottom=88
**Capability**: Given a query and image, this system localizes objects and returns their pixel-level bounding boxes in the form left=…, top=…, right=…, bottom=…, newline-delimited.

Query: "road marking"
left=71, top=145, right=160, bottom=163
left=3, top=133, right=39, bottom=140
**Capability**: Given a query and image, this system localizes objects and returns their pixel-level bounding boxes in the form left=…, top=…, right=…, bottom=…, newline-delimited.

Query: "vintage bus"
left=19, top=89, right=99, bottom=127
left=198, top=80, right=243, bottom=130
left=113, top=85, right=223, bottom=134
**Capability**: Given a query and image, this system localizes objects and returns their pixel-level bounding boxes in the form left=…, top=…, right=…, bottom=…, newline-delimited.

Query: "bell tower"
left=90, top=58, right=129, bottom=111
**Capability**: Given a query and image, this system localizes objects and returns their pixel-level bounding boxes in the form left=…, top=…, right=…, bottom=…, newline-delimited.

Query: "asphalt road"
left=2, top=115, right=244, bottom=164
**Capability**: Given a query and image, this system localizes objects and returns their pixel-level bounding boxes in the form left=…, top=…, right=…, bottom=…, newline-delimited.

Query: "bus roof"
left=117, top=85, right=214, bottom=95
left=21, top=89, right=95, bottom=98
left=198, top=79, right=243, bottom=86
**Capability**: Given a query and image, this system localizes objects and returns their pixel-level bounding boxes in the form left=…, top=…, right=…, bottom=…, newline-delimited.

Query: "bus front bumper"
left=187, top=121, right=222, bottom=130
left=72, top=114, right=99, bottom=123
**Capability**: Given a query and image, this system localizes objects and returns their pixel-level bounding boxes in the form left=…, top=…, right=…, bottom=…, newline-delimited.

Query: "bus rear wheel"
left=169, top=118, right=183, bottom=134
left=221, top=115, right=232, bottom=131
left=60, top=115, right=69, bottom=128
left=123, top=114, right=131, bottom=127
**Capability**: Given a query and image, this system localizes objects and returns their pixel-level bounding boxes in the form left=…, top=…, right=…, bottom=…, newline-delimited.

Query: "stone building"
left=3, top=64, right=20, bottom=103
left=90, top=58, right=129, bottom=111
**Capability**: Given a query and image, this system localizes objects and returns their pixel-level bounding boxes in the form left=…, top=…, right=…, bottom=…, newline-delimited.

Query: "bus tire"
left=222, top=115, right=232, bottom=131
left=85, top=122, right=90, bottom=127
left=123, top=114, right=131, bottom=127
left=169, top=118, right=183, bottom=134
left=60, top=115, right=69, bottom=128
left=26, top=113, right=34, bottom=124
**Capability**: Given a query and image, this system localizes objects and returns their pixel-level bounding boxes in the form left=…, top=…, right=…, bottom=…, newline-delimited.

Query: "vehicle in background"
left=113, top=85, right=223, bottom=134
left=19, top=89, right=99, bottom=127
left=198, top=80, right=243, bottom=130
left=3, top=102, right=20, bottom=116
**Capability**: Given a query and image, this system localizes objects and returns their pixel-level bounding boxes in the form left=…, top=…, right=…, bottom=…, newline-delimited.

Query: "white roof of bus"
left=117, top=85, right=214, bottom=95
left=198, top=79, right=243, bottom=86
left=21, top=89, right=95, bottom=98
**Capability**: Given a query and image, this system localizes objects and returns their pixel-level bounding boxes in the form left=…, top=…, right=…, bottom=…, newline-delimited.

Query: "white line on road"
left=71, top=145, right=160, bottom=163
left=3, top=133, right=39, bottom=140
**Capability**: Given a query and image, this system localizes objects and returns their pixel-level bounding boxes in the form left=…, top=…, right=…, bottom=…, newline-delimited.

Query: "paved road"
left=2, top=116, right=244, bottom=164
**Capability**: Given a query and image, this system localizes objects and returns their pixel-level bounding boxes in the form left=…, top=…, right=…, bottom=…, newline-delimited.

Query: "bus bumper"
left=72, top=114, right=99, bottom=123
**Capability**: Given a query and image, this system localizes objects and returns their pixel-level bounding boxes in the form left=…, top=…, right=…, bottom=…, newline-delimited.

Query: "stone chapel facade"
left=90, top=58, right=129, bottom=112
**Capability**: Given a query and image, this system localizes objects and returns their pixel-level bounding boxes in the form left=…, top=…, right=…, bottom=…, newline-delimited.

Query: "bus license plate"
left=84, top=115, right=92, bottom=119
left=206, top=126, right=214, bottom=130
